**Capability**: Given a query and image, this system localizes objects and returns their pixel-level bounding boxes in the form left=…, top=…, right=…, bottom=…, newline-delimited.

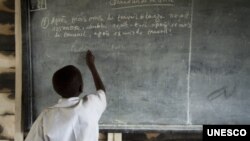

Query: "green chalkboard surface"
left=22, top=0, right=250, bottom=131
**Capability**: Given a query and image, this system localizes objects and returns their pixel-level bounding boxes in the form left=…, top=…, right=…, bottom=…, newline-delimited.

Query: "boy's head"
left=52, top=65, right=83, bottom=98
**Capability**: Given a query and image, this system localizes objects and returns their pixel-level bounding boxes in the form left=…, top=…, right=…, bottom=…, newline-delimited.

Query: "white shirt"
left=25, top=90, right=106, bottom=141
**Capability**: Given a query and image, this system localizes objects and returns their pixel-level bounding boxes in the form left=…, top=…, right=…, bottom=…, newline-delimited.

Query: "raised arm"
left=86, top=50, right=106, bottom=92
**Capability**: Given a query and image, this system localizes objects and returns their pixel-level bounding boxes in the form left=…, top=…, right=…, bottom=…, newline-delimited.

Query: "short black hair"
left=52, top=65, right=83, bottom=98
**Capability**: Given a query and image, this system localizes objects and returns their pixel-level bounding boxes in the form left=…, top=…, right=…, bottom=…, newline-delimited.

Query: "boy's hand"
left=86, top=50, right=106, bottom=92
left=86, top=50, right=95, bottom=67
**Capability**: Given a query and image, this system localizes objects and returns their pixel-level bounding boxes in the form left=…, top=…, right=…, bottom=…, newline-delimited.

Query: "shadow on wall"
left=0, top=72, right=15, bottom=94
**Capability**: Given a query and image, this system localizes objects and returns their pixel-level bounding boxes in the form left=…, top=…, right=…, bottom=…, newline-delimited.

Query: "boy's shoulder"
left=39, top=107, right=51, bottom=117
left=84, top=90, right=106, bottom=101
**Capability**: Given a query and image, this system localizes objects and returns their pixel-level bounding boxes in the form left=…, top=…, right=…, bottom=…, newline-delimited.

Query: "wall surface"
left=0, top=0, right=15, bottom=140
left=0, top=0, right=203, bottom=140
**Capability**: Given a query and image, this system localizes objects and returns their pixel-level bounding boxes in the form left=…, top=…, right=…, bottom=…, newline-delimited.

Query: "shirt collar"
left=50, top=97, right=80, bottom=108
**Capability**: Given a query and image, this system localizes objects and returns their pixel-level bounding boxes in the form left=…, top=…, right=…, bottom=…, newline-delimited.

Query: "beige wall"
left=0, top=0, right=16, bottom=140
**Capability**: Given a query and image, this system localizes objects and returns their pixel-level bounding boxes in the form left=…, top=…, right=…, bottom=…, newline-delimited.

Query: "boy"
left=25, top=50, right=106, bottom=141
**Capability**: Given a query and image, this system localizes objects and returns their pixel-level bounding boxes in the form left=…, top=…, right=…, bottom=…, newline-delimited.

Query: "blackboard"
left=22, top=0, right=250, bottom=131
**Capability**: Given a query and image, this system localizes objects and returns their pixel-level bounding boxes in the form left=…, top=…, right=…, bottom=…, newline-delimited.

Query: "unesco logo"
left=203, top=125, right=250, bottom=141
left=207, top=129, right=247, bottom=136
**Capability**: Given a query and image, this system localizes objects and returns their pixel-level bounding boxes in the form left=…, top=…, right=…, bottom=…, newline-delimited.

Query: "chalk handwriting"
left=39, top=10, right=191, bottom=38
left=207, top=85, right=236, bottom=101
left=109, top=0, right=175, bottom=9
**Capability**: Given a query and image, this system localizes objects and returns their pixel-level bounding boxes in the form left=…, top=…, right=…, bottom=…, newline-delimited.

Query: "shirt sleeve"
left=87, top=90, right=107, bottom=119
left=25, top=112, right=45, bottom=141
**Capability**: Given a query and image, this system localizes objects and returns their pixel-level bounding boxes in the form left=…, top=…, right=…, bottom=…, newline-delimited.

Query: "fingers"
left=86, top=50, right=93, bottom=56
left=87, top=50, right=91, bottom=54
left=86, top=50, right=90, bottom=56
left=86, top=50, right=95, bottom=65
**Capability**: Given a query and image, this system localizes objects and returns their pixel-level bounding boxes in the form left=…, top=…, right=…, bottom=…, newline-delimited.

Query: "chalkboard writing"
left=22, top=0, right=250, bottom=131
left=40, top=12, right=190, bottom=39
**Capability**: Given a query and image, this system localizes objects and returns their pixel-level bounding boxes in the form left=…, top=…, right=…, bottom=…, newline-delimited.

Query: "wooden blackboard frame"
left=21, top=0, right=34, bottom=132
